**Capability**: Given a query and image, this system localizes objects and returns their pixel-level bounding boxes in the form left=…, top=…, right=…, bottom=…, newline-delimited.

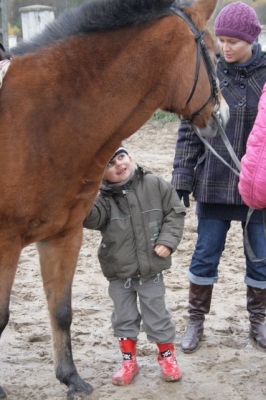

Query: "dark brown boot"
left=247, top=286, right=266, bottom=350
left=181, top=282, right=213, bottom=353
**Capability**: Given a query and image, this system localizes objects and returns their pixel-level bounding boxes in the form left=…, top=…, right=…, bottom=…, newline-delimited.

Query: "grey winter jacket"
left=83, top=165, right=186, bottom=281
left=172, top=43, right=266, bottom=222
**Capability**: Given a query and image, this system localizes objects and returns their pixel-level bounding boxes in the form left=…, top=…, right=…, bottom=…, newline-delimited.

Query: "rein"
left=194, top=114, right=241, bottom=176
left=170, top=7, right=266, bottom=263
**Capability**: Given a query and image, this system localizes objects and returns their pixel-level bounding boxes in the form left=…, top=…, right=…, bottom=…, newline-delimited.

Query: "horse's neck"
left=76, top=21, right=178, bottom=132
left=78, top=23, right=181, bottom=168
left=8, top=17, right=186, bottom=168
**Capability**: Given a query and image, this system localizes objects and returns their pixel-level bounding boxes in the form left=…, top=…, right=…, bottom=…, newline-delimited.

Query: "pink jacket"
left=238, top=83, right=266, bottom=209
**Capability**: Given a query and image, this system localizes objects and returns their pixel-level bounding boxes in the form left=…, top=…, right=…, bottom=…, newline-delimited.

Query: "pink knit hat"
left=214, top=2, right=261, bottom=44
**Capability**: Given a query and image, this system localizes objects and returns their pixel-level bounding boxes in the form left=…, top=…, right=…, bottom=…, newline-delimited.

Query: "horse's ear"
left=0, top=43, right=6, bottom=52
left=187, top=0, right=218, bottom=29
left=195, top=0, right=218, bottom=20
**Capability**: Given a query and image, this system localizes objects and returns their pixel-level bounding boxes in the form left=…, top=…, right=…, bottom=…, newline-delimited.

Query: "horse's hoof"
left=67, top=381, right=93, bottom=399
left=0, top=386, right=6, bottom=399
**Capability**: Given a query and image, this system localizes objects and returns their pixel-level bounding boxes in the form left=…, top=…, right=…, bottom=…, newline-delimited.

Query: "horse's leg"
left=0, top=240, right=21, bottom=398
left=37, top=227, right=93, bottom=399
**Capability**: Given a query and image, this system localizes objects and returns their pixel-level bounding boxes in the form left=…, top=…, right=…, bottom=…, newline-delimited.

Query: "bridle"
left=170, top=7, right=266, bottom=263
left=170, top=6, right=241, bottom=174
left=170, top=7, right=221, bottom=121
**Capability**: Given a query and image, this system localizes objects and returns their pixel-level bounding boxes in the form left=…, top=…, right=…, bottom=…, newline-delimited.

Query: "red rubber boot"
left=112, top=338, right=139, bottom=386
left=157, top=343, right=182, bottom=381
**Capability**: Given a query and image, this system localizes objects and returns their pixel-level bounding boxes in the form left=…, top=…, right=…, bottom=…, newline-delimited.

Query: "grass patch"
left=151, top=110, right=179, bottom=124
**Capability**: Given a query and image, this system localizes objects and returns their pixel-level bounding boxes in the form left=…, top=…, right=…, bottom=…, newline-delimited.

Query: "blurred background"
left=1, top=0, right=266, bottom=51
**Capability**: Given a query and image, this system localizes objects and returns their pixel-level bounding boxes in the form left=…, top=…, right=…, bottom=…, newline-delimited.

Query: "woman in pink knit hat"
left=172, top=1, right=266, bottom=353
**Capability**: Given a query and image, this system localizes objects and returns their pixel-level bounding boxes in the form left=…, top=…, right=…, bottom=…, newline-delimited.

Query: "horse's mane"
left=10, top=0, right=194, bottom=56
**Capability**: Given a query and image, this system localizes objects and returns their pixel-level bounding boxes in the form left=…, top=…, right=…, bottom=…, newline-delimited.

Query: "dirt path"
left=1, top=120, right=266, bottom=400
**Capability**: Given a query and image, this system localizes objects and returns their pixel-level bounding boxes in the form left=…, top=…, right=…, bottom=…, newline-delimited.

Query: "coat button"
left=239, top=83, right=245, bottom=89
left=224, top=80, right=229, bottom=86
left=238, top=100, right=244, bottom=107
left=223, top=67, right=228, bottom=73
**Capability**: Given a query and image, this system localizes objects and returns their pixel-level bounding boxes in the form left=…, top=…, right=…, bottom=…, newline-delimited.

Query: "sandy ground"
left=1, top=119, right=266, bottom=400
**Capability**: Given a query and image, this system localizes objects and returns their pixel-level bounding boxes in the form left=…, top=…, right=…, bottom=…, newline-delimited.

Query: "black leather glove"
left=176, top=190, right=190, bottom=208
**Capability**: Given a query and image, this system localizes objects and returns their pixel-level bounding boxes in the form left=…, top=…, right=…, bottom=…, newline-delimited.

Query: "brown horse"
left=0, top=0, right=227, bottom=398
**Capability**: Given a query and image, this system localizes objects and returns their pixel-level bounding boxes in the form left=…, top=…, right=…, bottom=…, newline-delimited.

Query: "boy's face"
left=104, top=152, right=133, bottom=183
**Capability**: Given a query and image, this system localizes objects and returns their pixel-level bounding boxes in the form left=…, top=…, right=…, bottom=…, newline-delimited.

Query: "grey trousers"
left=108, top=273, right=176, bottom=343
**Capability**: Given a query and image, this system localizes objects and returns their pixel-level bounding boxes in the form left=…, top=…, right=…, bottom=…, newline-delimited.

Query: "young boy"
left=83, top=146, right=186, bottom=385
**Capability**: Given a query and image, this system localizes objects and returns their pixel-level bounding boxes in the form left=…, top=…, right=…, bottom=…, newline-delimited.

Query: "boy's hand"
left=154, top=245, right=171, bottom=258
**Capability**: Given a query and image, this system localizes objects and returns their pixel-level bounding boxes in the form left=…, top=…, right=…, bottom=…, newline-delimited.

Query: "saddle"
left=0, top=59, right=11, bottom=89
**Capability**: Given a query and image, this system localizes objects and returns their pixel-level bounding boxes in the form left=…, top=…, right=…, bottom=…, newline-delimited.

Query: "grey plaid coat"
left=172, top=43, right=266, bottom=221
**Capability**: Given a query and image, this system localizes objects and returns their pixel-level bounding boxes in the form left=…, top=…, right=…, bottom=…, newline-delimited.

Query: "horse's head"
left=163, top=0, right=229, bottom=133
